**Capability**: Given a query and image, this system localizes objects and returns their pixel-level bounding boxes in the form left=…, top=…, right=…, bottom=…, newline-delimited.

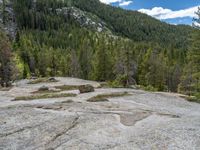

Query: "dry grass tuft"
left=28, top=78, right=58, bottom=84
left=55, top=85, right=80, bottom=91
left=13, top=93, right=77, bottom=101
left=87, top=92, right=130, bottom=102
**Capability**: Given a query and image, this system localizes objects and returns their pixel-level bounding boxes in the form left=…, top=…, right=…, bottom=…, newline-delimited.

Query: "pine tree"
left=78, top=39, right=92, bottom=79
left=114, top=41, right=136, bottom=87
left=0, top=30, right=15, bottom=86
left=92, top=39, right=111, bottom=81
left=70, top=50, right=81, bottom=78
left=50, top=48, right=57, bottom=76
left=2, top=0, right=6, bottom=24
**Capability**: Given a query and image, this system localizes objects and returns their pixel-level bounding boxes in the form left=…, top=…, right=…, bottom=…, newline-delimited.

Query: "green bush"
left=141, top=85, right=158, bottom=92
left=108, top=75, right=128, bottom=88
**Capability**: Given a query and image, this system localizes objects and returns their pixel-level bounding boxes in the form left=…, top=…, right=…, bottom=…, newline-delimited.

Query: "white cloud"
left=100, top=0, right=122, bottom=4
left=119, top=1, right=132, bottom=6
left=194, top=22, right=200, bottom=28
left=138, top=6, right=199, bottom=20
left=99, top=0, right=132, bottom=6
left=138, top=6, right=198, bottom=19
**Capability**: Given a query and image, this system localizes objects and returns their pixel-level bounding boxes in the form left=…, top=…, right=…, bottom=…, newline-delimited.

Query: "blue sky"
left=99, top=0, right=200, bottom=25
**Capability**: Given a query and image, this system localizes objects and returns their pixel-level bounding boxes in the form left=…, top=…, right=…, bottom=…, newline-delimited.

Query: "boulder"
left=30, top=76, right=37, bottom=80
left=48, top=77, right=58, bottom=82
left=79, top=84, right=94, bottom=93
left=38, top=86, right=49, bottom=91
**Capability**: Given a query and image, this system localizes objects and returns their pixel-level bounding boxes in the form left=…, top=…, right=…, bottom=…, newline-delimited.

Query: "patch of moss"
left=137, top=85, right=158, bottom=92
left=98, top=82, right=109, bottom=88
left=13, top=93, right=77, bottom=101
left=28, top=78, right=58, bottom=84
left=31, top=90, right=59, bottom=94
left=180, top=94, right=200, bottom=103
left=61, top=99, right=74, bottom=103
left=87, top=98, right=109, bottom=102
left=87, top=92, right=130, bottom=102
left=186, top=96, right=200, bottom=103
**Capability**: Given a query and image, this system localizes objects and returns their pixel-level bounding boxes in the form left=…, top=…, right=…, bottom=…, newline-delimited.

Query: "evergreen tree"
left=0, top=30, right=15, bottom=86
left=92, top=39, right=111, bottom=81
left=78, top=39, right=92, bottom=79
left=70, top=49, right=81, bottom=78
left=2, top=0, right=6, bottom=24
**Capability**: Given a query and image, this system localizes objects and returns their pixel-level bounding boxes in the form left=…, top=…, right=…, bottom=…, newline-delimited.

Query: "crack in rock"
left=0, top=122, right=44, bottom=137
left=45, top=114, right=80, bottom=149
left=156, top=113, right=180, bottom=118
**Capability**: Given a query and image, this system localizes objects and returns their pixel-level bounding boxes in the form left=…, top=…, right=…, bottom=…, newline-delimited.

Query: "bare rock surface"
left=0, top=77, right=200, bottom=150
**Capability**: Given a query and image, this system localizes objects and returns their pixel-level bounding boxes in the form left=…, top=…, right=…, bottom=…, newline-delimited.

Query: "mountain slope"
left=11, top=0, right=194, bottom=49
left=73, top=0, right=194, bottom=48
left=0, top=0, right=196, bottom=93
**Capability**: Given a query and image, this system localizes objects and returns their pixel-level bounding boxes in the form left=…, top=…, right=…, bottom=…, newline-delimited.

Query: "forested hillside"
left=0, top=0, right=199, bottom=99
left=73, top=0, right=192, bottom=49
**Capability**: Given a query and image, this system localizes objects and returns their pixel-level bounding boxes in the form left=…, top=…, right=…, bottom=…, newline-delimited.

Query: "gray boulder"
left=48, top=77, right=58, bottom=82
left=38, top=86, right=49, bottom=91
left=79, top=84, right=94, bottom=93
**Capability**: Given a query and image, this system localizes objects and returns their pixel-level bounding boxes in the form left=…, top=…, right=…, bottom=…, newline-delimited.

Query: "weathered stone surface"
left=0, top=77, right=200, bottom=150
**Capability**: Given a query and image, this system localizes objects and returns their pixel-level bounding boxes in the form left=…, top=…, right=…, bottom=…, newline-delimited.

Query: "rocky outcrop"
left=1, top=77, right=200, bottom=149
left=56, top=7, right=111, bottom=33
